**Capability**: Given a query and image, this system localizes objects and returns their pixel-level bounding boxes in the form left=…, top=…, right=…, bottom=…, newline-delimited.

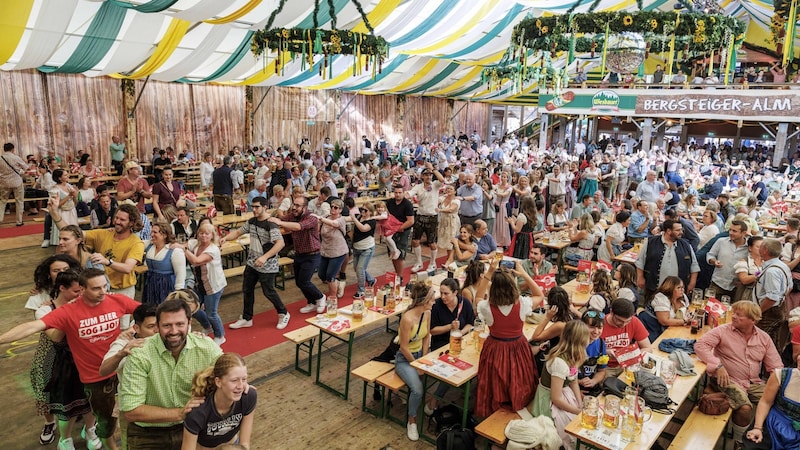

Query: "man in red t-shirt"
left=600, top=298, right=651, bottom=377
left=0, top=268, right=139, bottom=450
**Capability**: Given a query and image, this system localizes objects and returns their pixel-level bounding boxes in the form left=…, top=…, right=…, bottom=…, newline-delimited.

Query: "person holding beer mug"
left=531, top=320, right=591, bottom=449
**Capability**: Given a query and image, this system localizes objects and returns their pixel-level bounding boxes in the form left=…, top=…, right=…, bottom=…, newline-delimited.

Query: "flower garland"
left=250, top=0, right=389, bottom=78
left=770, top=0, right=799, bottom=53
left=512, top=11, right=745, bottom=54
left=251, top=28, right=388, bottom=58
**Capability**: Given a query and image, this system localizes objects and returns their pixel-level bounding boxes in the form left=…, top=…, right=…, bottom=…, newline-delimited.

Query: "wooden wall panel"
left=0, top=72, right=491, bottom=164
left=45, top=73, right=123, bottom=168
left=0, top=70, right=50, bottom=159
left=452, top=100, right=491, bottom=142
left=135, top=80, right=193, bottom=158
left=251, top=86, right=337, bottom=149
left=191, top=83, right=246, bottom=154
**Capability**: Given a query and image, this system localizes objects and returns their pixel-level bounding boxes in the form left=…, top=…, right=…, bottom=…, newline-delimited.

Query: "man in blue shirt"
left=456, top=173, right=483, bottom=228
left=473, top=220, right=497, bottom=261
left=628, top=200, right=653, bottom=243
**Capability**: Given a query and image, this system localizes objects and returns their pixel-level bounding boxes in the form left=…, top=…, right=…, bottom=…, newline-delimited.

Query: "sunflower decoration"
left=650, top=19, right=659, bottom=30
left=694, top=19, right=707, bottom=43
left=536, top=19, right=542, bottom=29
left=541, top=26, right=549, bottom=34
left=281, top=29, right=290, bottom=39
left=623, top=15, right=633, bottom=26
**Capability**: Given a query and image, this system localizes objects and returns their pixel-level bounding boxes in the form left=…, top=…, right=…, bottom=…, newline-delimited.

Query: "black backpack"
left=436, top=425, right=475, bottom=450
left=429, top=405, right=461, bottom=432
left=635, top=370, right=676, bottom=414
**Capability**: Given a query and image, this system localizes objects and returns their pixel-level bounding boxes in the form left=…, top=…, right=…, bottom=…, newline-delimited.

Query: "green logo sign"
left=591, top=90, right=620, bottom=112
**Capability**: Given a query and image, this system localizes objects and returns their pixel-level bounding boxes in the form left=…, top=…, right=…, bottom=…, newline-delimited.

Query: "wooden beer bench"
left=474, top=408, right=521, bottom=449
left=667, top=406, right=732, bottom=449
left=283, top=325, right=319, bottom=376
left=351, top=361, right=395, bottom=418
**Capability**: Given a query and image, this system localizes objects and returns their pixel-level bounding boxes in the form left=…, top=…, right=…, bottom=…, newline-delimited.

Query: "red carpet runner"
left=221, top=256, right=447, bottom=356
left=0, top=223, right=43, bottom=239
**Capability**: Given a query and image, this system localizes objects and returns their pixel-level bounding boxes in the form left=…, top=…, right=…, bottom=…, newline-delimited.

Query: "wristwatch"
left=106, top=259, right=114, bottom=266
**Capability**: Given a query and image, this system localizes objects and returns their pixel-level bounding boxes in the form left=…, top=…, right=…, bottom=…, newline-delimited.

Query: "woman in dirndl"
left=507, top=195, right=537, bottom=259
left=576, top=159, right=600, bottom=204
left=141, top=221, right=186, bottom=305
left=474, top=258, right=544, bottom=417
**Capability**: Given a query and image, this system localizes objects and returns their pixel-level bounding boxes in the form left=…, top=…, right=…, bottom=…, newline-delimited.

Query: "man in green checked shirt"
left=119, top=296, right=222, bottom=450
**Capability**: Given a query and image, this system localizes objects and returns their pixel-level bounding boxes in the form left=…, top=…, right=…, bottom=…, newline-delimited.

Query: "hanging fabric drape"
left=112, top=18, right=190, bottom=79
left=0, top=0, right=35, bottom=66
left=39, top=1, right=127, bottom=74
left=204, top=0, right=264, bottom=24
left=177, top=31, right=255, bottom=83
left=151, top=25, right=231, bottom=81
left=109, top=0, right=179, bottom=13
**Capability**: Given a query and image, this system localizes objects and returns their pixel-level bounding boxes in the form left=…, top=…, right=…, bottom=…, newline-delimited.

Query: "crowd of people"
left=2, top=127, right=800, bottom=449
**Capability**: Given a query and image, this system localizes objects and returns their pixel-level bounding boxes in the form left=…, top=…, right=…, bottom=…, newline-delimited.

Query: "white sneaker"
left=410, top=263, right=423, bottom=273
left=337, top=281, right=345, bottom=298
left=41, top=239, right=50, bottom=248
left=316, top=296, right=326, bottom=314
left=424, top=404, right=435, bottom=416
left=213, top=336, right=226, bottom=346
left=81, top=425, right=102, bottom=450
left=57, top=438, right=75, bottom=450
left=299, top=303, right=317, bottom=313
left=229, top=318, right=253, bottom=329
left=407, top=423, right=419, bottom=441
left=277, top=312, right=290, bottom=330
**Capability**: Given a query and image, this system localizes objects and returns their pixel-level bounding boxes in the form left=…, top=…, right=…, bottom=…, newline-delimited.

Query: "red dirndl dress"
left=475, top=302, right=538, bottom=417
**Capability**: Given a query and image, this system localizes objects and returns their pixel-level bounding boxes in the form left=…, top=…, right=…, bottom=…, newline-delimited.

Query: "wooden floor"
left=0, top=240, right=437, bottom=449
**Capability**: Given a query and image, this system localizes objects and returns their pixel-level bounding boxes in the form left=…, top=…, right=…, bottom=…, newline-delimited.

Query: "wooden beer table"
left=541, top=238, right=572, bottom=282
left=564, top=327, right=708, bottom=449
left=306, top=299, right=410, bottom=400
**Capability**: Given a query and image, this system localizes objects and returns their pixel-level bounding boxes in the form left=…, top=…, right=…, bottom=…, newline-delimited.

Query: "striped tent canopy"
left=0, top=0, right=794, bottom=103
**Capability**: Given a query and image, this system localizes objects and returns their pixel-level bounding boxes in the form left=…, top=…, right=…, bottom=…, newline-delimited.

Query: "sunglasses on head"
left=583, top=310, right=605, bottom=320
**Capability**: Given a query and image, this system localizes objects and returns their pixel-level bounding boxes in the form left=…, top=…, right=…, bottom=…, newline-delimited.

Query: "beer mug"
left=473, top=318, right=484, bottom=346
left=625, top=363, right=639, bottom=384
left=635, top=398, right=653, bottom=433
left=602, top=395, right=620, bottom=428
left=352, top=299, right=364, bottom=321
left=364, top=287, right=374, bottom=309
left=477, top=332, right=488, bottom=352
left=620, top=410, right=637, bottom=442
left=326, top=297, right=338, bottom=318
left=581, top=396, right=599, bottom=430
left=660, top=360, right=677, bottom=387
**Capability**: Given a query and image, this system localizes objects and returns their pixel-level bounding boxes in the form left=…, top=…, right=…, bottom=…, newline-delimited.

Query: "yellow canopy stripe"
left=457, top=50, right=505, bottom=66
left=382, top=59, right=441, bottom=93
left=604, top=0, right=638, bottom=11
left=0, top=0, right=35, bottom=65
left=351, top=0, right=401, bottom=33
left=400, top=0, right=501, bottom=55
left=112, top=19, right=190, bottom=79
left=204, top=0, right=263, bottom=24
left=305, top=0, right=401, bottom=90
left=223, top=52, right=291, bottom=85
left=425, top=65, right=484, bottom=95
